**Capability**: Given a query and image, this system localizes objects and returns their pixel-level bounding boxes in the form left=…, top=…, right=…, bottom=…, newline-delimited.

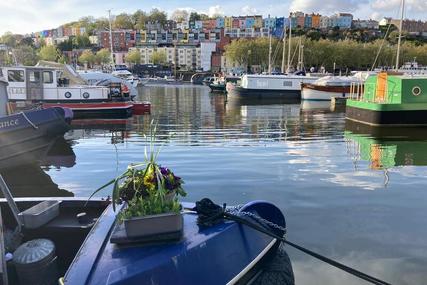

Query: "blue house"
left=245, top=17, right=255, bottom=29
left=263, top=17, right=276, bottom=29
left=304, top=15, right=312, bottom=28
left=216, top=17, right=225, bottom=29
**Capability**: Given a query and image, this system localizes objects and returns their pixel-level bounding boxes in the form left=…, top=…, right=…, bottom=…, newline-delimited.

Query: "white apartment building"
left=131, top=45, right=202, bottom=70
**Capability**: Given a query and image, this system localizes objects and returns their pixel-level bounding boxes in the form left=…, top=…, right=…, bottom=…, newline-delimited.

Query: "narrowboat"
left=226, top=74, right=319, bottom=100
left=346, top=72, right=427, bottom=126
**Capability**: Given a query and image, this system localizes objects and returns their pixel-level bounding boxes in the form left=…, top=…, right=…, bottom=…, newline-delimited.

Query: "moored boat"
left=301, top=73, right=374, bottom=101
left=0, top=194, right=293, bottom=285
left=0, top=78, right=72, bottom=167
left=346, top=72, right=427, bottom=126
left=1, top=66, right=150, bottom=118
left=227, top=74, right=319, bottom=100
left=42, top=102, right=134, bottom=119
left=209, top=76, right=240, bottom=93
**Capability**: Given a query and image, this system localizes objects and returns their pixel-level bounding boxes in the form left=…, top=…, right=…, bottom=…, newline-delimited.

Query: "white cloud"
left=208, top=5, right=224, bottom=17
left=289, top=0, right=366, bottom=14
left=242, top=5, right=258, bottom=15
left=370, top=12, right=382, bottom=20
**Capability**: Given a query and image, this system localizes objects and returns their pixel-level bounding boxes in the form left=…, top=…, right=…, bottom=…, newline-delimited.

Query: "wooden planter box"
left=124, top=212, right=183, bottom=239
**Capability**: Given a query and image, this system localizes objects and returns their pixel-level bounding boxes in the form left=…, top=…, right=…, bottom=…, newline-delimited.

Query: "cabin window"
left=29, top=71, right=40, bottom=83
left=7, top=70, right=24, bottom=82
left=412, top=86, right=421, bottom=96
left=43, top=71, right=53, bottom=84
left=283, top=81, right=292, bottom=87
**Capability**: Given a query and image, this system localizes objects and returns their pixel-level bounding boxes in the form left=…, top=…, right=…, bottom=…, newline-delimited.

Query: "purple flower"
left=160, top=167, right=169, bottom=175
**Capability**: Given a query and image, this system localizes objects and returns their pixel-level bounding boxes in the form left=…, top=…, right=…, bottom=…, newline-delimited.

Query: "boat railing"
left=350, top=82, right=392, bottom=104
left=349, top=82, right=364, bottom=101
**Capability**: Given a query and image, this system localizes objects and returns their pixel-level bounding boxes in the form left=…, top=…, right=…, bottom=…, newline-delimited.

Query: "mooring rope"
left=20, top=112, right=38, bottom=129
left=192, top=198, right=391, bottom=285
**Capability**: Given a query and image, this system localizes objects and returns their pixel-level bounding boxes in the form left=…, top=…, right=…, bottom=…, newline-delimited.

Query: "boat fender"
left=64, top=92, right=72, bottom=98
left=252, top=244, right=295, bottom=285
left=82, top=92, right=90, bottom=99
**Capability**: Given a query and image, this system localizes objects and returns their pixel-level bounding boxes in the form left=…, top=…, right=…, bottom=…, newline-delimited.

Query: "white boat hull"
left=301, top=86, right=350, bottom=101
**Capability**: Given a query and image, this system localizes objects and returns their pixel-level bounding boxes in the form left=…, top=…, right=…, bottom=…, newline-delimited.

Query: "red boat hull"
left=43, top=102, right=134, bottom=119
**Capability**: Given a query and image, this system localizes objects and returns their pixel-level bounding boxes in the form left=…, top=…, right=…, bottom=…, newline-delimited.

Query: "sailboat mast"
left=287, top=19, right=292, bottom=73
left=108, top=9, right=114, bottom=65
left=268, top=28, right=272, bottom=74
left=395, top=0, right=405, bottom=71
left=281, top=29, right=286, bottom=73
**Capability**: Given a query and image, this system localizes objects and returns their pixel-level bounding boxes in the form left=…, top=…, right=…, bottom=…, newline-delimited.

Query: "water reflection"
left=345, top=121, right=427, bottom=169
left=0, top=137, right=75, bottom=197
left=0, top=85, right=425, bottom=284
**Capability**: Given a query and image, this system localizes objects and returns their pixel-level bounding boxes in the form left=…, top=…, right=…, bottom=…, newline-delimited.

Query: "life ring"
left=412, top=86, right=421, bottom=96
left=83, top=92, right=90, bottom=99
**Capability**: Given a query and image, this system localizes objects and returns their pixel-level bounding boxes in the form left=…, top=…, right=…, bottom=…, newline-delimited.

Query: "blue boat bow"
left=63, top=201, right=287, bottom=285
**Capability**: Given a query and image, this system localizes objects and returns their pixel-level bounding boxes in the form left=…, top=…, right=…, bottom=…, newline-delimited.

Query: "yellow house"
left=182, top=29, right=189, bottom=43
left=254, top=16, right=263, bottom=28
left=140, top=30, right=146, bottom=43
left=224, top=17, right=232, bottom=29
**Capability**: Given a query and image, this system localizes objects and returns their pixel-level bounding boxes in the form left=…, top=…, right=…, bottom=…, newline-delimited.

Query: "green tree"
left=189, top=12, right=201, bottom=23
left=39, top=45, right=59, bottom=61
left=148, top=9, right=167, bottom=27
left=95, top=17, right=110, bottom=30
left=133, top=10, right=148, bottom=29
left=125, top=49, right=141, bottom=65
left=18, top=37, right=35, bottom=48
left=96, top=48, right=111, bottom=65
left=114, top=13, right=134, bottom=29
left=171, top=9, right=189, bottom=23
left=57, top=38, right=73, bottom=51
left=0, top=32, right=17, bottom=47
left=150, top=50, right=167, bottom=65
left=72, top=35, right=91, bottom=48
left=78, top=50, right=96, bottom=67
left=14, top=45, right=38, bottom=65
left=77, top=16, right=97, bottom=35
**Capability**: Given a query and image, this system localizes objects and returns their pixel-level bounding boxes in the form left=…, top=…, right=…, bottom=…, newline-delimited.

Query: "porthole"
left=64, top=92, right=72, bottom=98
left=412, top=86, right=421, bottom=96
left=82, top=92, right=90, bottom=99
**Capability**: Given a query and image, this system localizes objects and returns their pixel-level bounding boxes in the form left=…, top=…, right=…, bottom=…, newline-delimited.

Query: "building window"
left=7, top=70, right=24, bottom=82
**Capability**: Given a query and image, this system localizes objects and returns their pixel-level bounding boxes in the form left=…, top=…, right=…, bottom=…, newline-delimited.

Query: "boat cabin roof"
left=1, top=66, right=57, bottom=71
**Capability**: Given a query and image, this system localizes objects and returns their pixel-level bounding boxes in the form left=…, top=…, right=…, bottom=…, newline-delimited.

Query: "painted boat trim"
left=226, top=238, right=277, bottom=285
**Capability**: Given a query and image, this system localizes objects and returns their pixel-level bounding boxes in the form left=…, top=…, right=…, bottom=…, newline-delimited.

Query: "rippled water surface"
left=5, top=85, right=427, bottom=285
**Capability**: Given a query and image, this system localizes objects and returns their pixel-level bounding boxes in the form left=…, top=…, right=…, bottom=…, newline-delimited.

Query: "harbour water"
left=4, top=85, right=427, bottom=284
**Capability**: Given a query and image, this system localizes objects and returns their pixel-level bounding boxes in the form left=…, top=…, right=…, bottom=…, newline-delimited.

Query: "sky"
left=0, top=0, right=426, bottom=35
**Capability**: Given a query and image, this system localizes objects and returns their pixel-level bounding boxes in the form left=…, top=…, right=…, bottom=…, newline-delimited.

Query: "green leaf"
left=85, top=178, right=116, bottom=205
